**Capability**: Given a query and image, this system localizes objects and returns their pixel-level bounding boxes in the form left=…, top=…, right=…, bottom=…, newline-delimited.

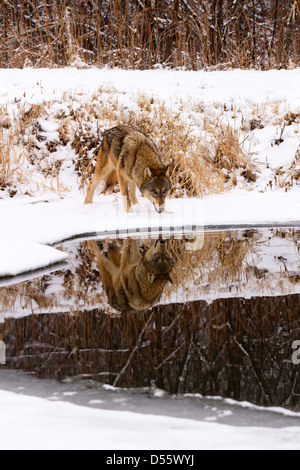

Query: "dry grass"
left=0, top=127, right=28, bottom=197
left=268, top=145, right=300, bottom=190
left=70, top=91, right=257, bottom=198
left=1, top=84, right=299, bottom=199
left=0, top=106, right=11, bottom=130
left=0, top=101, right=70, bottom=197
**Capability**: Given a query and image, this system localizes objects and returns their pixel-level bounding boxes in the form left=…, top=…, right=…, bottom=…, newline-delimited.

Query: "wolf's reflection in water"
left=88, top=238, right=176, bottom=314
left=88, top=231, right=205, bottom=314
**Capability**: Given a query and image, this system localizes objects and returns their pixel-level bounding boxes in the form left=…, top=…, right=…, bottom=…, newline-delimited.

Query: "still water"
left=0, top=228, right=299, bottom=411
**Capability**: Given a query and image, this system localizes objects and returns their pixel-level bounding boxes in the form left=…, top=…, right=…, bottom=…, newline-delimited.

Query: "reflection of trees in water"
left=2, top=294, right=300, bottom=411
left=1, top=229, right=299, bottom=410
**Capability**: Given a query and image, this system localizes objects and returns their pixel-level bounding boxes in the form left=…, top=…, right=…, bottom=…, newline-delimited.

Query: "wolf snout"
left=155, top=239, right=166, bottom=248
left=154, top=203, right=165, bottom=213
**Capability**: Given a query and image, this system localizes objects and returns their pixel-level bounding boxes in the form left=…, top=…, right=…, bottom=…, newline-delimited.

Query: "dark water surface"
left=0, top=228, right=299, bottom=411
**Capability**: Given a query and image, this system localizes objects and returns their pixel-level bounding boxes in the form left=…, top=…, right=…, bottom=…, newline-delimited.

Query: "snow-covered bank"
left=0, top=67, right=299, bottom=276
left=1, top=389, right=300, bottom=450
left=1, top=68, right=300, bottom=107
left=0, top=238, right=68, bottom=277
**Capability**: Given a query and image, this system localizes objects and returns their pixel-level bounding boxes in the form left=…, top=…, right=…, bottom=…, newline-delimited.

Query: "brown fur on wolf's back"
left=103, top=125, right=164, bottom=183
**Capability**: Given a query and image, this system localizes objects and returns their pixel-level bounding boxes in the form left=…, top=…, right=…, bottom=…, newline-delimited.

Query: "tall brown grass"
left=268, top=145, right=300, bottom=190
left=0, top=1, right=299, bottom=70
left=0, top=127, right=27, bottom=196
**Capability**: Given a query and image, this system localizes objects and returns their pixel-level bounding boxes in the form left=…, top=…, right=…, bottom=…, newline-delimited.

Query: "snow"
left=1, top=68, right=300, bottom=107
left=37, top=119, right=60, bottom=133
left=0, top=238, right=67, bottom=277
left=1, top=389, right=300, bottom=450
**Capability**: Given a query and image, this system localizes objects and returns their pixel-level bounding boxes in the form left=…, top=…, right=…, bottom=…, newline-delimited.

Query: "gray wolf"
left=84, top=125, right=171, bottom=213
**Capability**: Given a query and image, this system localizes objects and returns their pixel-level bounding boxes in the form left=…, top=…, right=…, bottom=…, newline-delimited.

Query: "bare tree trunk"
left=210, top=0, right=223, bottom=65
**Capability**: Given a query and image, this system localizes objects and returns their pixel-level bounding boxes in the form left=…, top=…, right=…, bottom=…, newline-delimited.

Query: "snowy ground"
left=1, top=369, right=300, bottom=451
left=1, top=388, right=299, bottom=451
left=2, top=389, right=300, bottom=450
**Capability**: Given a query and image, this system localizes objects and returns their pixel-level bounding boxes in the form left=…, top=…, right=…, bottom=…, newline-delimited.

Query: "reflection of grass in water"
left=0, top=229, right=299, bottom=316
left=165, top=230, right=256, bottom=296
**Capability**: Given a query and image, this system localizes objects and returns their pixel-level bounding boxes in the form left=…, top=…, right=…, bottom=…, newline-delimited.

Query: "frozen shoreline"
left=0, top=369, right=300, bottom=451
left=1, top=189, right=299, bottom=277
left=1, top=387, right=299, bottom=450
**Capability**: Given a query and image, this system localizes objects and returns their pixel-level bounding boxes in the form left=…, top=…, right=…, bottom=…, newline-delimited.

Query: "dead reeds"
left=0, top=84, right=298, bottom=198
left=268, top=145, right=300, bottom=190
left=0, top=125, right=27, bottom=197
left=0, top=1, right=299, bottom=70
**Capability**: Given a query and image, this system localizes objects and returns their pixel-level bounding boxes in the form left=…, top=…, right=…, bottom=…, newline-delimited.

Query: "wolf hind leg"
left=88, top=239, right=119, bottom=291
left=84, top=147, right=113, bottom=204
left=101, top=170, right=118, bottom=194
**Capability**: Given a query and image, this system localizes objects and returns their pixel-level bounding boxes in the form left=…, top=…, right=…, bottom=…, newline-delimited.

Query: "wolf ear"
left=163, top=164, right=170, bottom=177
left=148, top=273, right=173, bottom=284
left=160, top=274, right=173, bottom=284
left=144, top=167, right=153, bottom=180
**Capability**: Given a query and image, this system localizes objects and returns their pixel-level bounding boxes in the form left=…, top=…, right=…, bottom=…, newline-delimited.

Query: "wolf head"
left=141, top=166, right=172, bottom=213
left=143, top=239, right=175, bottom=284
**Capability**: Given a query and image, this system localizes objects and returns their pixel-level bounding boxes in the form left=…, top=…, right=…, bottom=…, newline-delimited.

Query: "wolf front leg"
left=129, top=182, right=138, bottom=206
